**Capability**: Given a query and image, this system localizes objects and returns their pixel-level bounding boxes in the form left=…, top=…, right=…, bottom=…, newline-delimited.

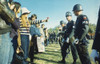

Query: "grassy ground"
left=33, top=40, right=95, bottom=64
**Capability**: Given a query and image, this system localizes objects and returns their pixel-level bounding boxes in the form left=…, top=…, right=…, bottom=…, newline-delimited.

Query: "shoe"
left=58, top=60, right=65, bottom=64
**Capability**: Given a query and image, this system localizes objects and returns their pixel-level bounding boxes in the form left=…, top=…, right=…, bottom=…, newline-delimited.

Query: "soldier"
left=73, top=4, right=91, bottom=64
left=57, top=20, right=66, bottom=48
left=52, top=31, right=56, bottom=43
left=91, top=8, right=100, bottom=63
left=59, top=12, right=78, bottom=64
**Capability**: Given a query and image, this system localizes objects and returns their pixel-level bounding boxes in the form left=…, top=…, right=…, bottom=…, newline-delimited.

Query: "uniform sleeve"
left=68, top=21, right=75, bottom=39
left=78, top=15, right=89, bottom=41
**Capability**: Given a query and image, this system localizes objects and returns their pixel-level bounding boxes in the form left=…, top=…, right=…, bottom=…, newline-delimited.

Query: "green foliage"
left=48, top=23, right=96, bottom=34
left=89, top=23, right=96, bottom=33
left=48, top=25, right=60, bottom=34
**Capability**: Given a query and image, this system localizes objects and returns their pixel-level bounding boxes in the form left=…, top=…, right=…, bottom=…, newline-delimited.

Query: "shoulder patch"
left=83, top=16, right=87, bottom=20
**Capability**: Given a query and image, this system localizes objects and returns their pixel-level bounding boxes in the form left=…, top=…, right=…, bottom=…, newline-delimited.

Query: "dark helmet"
left=31, top=14, right=37, bottom=19
left=73, top=4, right=83, bottom=11
left=60, top=20, right=65, bottom=25
left=65, top=11, right=72, bottom=17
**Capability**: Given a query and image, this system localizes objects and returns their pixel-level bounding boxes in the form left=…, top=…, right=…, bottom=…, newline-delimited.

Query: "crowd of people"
left=0, top=0, right=100, bottom=64
left=0, top=0, right=50, bottom=64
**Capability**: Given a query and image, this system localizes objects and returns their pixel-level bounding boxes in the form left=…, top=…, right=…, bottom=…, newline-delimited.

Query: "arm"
left=17, top=29, right=21, bottom=47
left=68, top=28, right=74, bottom=39
left=41, top=17, right=49, bottom=22
left=65, top=22, right=75, bottom=43
left=78, top=15, right=89, bottom=41
left=33, top=17, right=49, bottom=24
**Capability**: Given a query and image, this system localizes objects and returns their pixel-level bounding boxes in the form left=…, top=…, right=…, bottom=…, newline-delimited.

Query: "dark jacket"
left=10, top=18, right=20, bottom=38
left=64, top=20, right=75, bottom=39
left=74, top=14, right=89, bottom=41
left=92, top=8, right=100, bottom=52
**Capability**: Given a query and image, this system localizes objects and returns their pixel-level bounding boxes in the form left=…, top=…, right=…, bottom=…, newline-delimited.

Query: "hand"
left=74, top=38, right=79, bottom=44
left=47, top=17, right=49, bottom=20
left=90, top=49, right=99, bottom=62
left=45, top=17, right=49, bottom=22
left=18, top=44, right=21, bottom=47
left=65, top=38, right=69, bottom=43
left=16, top=47, right=20, bottom=53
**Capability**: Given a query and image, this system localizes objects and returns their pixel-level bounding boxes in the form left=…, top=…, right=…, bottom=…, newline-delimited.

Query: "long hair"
left=20, top=14, right=30, bottom=27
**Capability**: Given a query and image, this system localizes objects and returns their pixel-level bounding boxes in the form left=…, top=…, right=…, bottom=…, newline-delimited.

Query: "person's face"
left=61, top=24, right=65, bottom=27
left=42, top=25, right=45, bottom=28
left=17, top=7, right=21, bottom=13
left=32, top=16, right=36, bottom=20
left=9, top=4, right=15, bottom=10
left=22, top=14, right=29, bottom=19
left=66, top=16, right=72, bottom=21
left=73, top=11, right=82, bottom=16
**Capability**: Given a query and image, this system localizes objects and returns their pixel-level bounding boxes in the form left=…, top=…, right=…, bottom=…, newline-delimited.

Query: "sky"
left=15, top=0, right=100, bottom=28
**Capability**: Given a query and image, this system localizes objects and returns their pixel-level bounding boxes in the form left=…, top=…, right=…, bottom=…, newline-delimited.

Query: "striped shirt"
left=30, top=20, right=43, bottom=25
left=19, top=19, right=30, bottom=35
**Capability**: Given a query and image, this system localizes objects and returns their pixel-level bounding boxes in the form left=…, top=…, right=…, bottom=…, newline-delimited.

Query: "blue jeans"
left=11, top=36, right=18, bottom=64
left=21, top=35, right=29, bottom=64
left=0, top=32, right=14, bottom=64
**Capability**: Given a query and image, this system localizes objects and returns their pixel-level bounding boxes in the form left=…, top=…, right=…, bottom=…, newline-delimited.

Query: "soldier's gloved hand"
left=74, top=38, right=79, bottom=44
left=62, top=38, right=65, bottom=43
left=90, top=49, right=99, bottom=62
left=65, top=38, right=69, bottom=43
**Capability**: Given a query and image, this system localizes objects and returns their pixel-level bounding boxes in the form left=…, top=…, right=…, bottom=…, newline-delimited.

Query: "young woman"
left=10, top=2, right=21, bottom=64
left=19, top=7, right=30, bottom=64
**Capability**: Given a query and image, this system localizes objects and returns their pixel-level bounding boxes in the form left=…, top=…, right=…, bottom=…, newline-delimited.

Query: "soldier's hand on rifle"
left=74, top=38, right=79, bottom=44
left=65, top=38, right=69, bottom=43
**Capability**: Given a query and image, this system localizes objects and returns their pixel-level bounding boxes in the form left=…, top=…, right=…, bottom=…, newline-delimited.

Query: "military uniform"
left=58, top=26, right=66, bottom=47
left=74, top=14, right=91, bottom=64
left=72, top=4, right=91, bottom=64
left=61, top=20, right=78, bottom=63
left=57, top=20, right=66, bottom=47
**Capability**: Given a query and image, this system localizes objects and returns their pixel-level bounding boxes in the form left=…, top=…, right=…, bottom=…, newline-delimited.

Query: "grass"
left=33, top=40, right=95, bottom=64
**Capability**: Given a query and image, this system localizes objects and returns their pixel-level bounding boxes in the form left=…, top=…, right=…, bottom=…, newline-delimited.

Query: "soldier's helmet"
left=65, top=11, right=72, bottom=17
left=73, top=4, right=83, bottom=11
left=31, top=14, right=37, bottom=19
left=60, top=20, right=65, bottom=25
